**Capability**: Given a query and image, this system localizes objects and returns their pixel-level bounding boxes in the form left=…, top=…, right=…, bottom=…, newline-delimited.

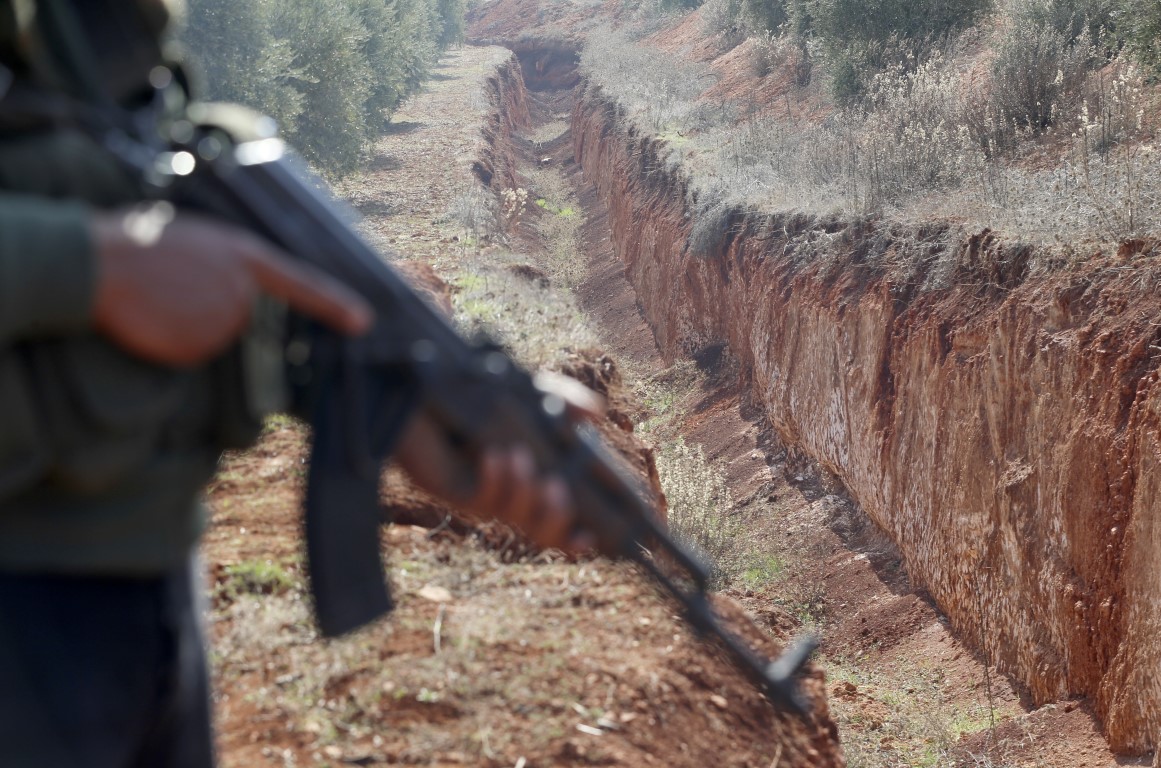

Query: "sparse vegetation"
left=451, top=251, right=598, bottom=370
left=824, top=656, right=1014, bottom=768
left=219, top=559, right=298, bottom=599
left=446, top=174, right=598, bottom=369
left=580, top=29, right=715, bottom=133
left=582, top=0, right=1161, bottom=245
left=524, top=165, right=587, bottom=285
left=444, top=183, right=503, bottom=242
left=655, top=439, right=738, bottom=586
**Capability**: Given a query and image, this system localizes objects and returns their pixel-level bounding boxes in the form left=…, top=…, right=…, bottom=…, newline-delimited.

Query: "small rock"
left=833, top=681, right=858, bottom=698
left=560, top=740, right=587, bottom=759
left=596, top=716, right=620, bottom=731
left=709, top=694, right=729, bottom=709
left=417, top=584, right=453, bottom=603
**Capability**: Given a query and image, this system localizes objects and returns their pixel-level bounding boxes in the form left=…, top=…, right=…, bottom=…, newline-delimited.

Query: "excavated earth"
left=470, top=0, right=1161, bottom=763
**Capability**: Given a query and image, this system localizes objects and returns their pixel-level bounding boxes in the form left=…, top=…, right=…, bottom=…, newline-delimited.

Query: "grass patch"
left=821, top=654, right=1018, bottom=768
left=449, top=249, right=598, bottom=370
left=741, top=554, right=785, bottom=588
left=219, top=559, right=297, bottom=599
left=534, top=198, right=578, bottom=217
left=450, top=271, right=487, bottom=293
left=524, top=166, right=587, bottom=286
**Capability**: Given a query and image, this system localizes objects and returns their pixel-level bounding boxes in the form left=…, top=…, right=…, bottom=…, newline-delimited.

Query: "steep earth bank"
left=569, top=86, right=1161, bottom=754
left=470, top=53, right=846, bottom=766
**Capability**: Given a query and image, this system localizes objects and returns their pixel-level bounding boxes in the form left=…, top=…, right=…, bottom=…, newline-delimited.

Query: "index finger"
left=241, top=238, right=374, bottom=335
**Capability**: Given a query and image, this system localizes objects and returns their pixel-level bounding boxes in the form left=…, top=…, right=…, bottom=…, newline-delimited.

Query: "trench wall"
left=475, top=56, right=847, bottom=767
left=571, top=87, right=1161, bottom=753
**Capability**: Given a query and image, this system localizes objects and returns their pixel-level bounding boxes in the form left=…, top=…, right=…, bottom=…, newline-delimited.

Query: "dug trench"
left=470, top=25, right=1161, bottom=767
left=205, top=46, right=843, bottom=768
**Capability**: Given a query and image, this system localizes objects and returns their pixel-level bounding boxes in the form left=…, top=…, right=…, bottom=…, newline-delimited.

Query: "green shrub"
left=740, top=0, right=788, bottom=34
left=808, top=0, right=992, bottom=101
left=1115, top=0, right=1161, bottom=75
left=827, top=47, right=866, bottom=102
left=785, top=0, right=814, bottom=83
left=1027, top=0, right=1116, bottom=46
left=809, top=0, right=991, bottom=51
left=991, top=0, right=1095, bottom=132
left=182, top=0, right=460, bottom=175
left=700, top=0, right=745, bottom=38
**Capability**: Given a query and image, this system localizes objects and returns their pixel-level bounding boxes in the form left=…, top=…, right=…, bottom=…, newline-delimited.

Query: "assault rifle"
left=174, top=122, right=820, bottom=715
left=28, top=0, right=819, bottom=715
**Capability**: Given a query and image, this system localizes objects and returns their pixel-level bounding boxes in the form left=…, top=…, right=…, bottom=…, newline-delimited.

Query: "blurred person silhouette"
left=0, top=1, right=597, bottom=766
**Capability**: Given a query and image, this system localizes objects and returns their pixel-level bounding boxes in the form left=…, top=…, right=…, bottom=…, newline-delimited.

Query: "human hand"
left=393, top=372, right=605, bottom=555
left=90, top=203, right=373, bottom=367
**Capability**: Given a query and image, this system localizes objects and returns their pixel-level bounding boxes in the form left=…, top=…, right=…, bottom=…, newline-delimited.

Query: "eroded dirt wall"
left=473, top=55, right=531, bottom=191
left=573, top=87, right=1161, bottom=754
left=472, top=55, right=846, bottom=768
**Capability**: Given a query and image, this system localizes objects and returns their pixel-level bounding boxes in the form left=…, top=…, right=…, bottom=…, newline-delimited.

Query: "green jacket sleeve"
left=0, top=194, right=95, bottom=342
